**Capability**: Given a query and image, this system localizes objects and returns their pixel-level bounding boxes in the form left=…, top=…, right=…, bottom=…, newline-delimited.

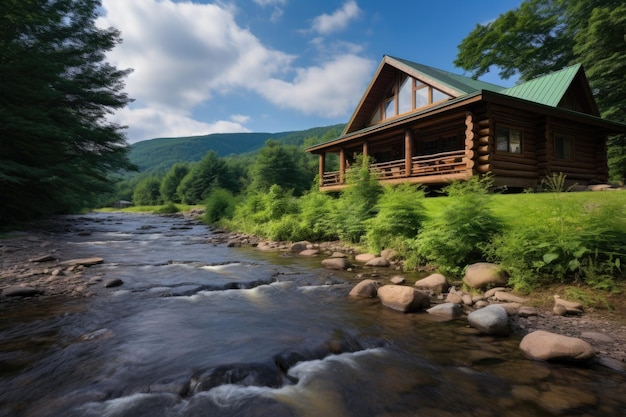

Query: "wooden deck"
left=320, top=150, right=468, bottom=190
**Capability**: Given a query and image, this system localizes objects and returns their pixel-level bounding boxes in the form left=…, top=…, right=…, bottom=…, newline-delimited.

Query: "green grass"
left=423, top=190, right=626, bottom=230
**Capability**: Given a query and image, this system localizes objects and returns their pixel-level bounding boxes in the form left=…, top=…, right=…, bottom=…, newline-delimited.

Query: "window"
left=368, top=76, right=453, bottom=126
left=554, top=134, right=574, bottom=159
left=496, top=127, right=522, bottom=154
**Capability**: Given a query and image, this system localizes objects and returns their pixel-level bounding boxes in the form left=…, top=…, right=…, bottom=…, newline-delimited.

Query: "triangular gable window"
left=369, top=74, right=451, bottom=126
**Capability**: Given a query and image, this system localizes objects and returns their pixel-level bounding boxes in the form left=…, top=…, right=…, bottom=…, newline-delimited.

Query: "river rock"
left=580, top=331, right=615, bottom=343
left=321, top=258, right=352, bottom=270
left=349, top=279, right=379, bottom=298
left=290, top=241, right=311, bottom=253
left=445, top=292, right=463, bottom=304
left=390, top=275, right=405, bottom=284
left=519, top=330, right=595, bottom=362
left=553, top=296, right=584, bottom=314
left=298, top=249, right=319, bottom=256
left=518, top=306, right=538, bottom=317
left=426, top=302, right=463, bottom=318
left=380, top=249, right=399, bottom=260
left=365, top=257, right=390, bottom=267
left=484, top=287, right=507, bottom=298
left=494, top=291, right=527, bottom=304
left=2, top=286, right=43, bottom=297
left=60, top=257, right=104, bottom=267
left=377, top=285, right=430, bottom=313
left=103, top=278, right=124, bottom=288
left=29, top=254, right=56, bottom=263
left=467, top=304, right=509, bottom=335
left=535, top=385, right=597, bottom=413
left=355, top=253, right=377, bottom=263
left=461, top=293, right=474, bottom=306
left=463, top=263, right=507, bottom=289
left=414, top=273, right=449, bottom=293
left=330, top=252, right=347, bottom=258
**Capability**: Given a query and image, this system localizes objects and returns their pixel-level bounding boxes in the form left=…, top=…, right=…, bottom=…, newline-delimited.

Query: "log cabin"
left=306, top=55, right=626, bottom=191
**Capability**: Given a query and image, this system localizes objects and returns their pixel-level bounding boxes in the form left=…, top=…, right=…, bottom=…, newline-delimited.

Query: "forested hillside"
left=129, top=124, right=344, bottom=174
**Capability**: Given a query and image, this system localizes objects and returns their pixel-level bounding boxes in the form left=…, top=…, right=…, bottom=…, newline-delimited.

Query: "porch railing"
left=320, top=149, right=466, bottom=187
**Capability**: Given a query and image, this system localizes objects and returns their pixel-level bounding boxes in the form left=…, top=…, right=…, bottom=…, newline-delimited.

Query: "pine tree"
left=0, top=0, right=134, bottom=224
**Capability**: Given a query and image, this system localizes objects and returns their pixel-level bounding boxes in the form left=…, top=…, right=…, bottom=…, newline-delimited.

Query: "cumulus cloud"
left=114, top=107, right=251, bottom=141
left=97, top=0, right=372, bottom=143
left=257, top=54, right=374, bottom=117
left=311, top=1, right=361, bottom=35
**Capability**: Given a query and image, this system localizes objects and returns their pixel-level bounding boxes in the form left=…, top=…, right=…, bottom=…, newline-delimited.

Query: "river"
left=1, top=212, right=624, bottom=417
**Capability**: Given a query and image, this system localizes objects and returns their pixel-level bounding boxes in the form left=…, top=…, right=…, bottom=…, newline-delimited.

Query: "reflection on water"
left=0, top=213, right=625, bottom=417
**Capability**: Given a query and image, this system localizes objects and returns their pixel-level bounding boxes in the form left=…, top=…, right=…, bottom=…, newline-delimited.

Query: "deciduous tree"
left=455, top=0, right=626, bottom=181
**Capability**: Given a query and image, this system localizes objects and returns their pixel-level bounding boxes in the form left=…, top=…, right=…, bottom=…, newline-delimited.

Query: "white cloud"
left=115, top=108, right=250, bottom=142
left=257, top=54, right=375, bottom=117
left=311, top=1, right=361, bottom=35
left=98, top=0, right=372, bottom=143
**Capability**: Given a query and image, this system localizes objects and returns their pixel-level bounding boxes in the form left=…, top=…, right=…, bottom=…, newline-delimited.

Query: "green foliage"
left=484, top=178, right=626, bottom=291
left=160, top=163, right=190, bottom=203
left=364, top=183, right=426, bottom=252
left=408, top=176, right=502, bottom=276
left=177, top=151, right=237, bottom=205
left=204, top=188, right=237, bottom=224
left=0, top=0, right=134, bottom=224
left=455, top=0, right=626, bottom=182
left=298, top=189, right=339, bottom=241
left=333, top=156, right=383, bottom=243
left=133, top=177, right=162, bottom=206
left=154, top=202, right=180, bottom=214
left=249, top=140, right=314, bottom=195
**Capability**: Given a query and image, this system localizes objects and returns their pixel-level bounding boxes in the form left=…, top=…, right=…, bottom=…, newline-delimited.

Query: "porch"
left=320, top=149, right=470, bottom=191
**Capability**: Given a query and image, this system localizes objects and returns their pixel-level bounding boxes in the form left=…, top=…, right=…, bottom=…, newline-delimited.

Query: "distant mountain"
left=128, top=124, right=344, bottom=174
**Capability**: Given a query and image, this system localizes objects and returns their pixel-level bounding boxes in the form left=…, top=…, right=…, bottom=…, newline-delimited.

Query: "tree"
left=133, top=177, right=162, bottom=206
left=249, top=140, right=313, bottom=195
left=160, top=162, right=190, bottom=203
left=177, top=151, right=236, bottom=205
left=455, top=0, right=626, bottom=181
left=0, top=0, right=134, bottom=224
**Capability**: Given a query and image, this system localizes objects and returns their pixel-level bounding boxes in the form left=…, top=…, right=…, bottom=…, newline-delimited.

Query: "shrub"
left=298, top=189, right=338, bottom=241
left=407, top=175, right=501, bottom=276
left=154, top=202, right=180, bottom=214
left=364, top=183, right=426, bottom=252
left=333, top=156, right=382, bottom=243
left=204, top=188, right=237, bottom=224
left=484, top=175, right=625, bottom=292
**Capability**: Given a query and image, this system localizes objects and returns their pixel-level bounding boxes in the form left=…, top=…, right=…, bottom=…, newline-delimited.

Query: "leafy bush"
left=265, top=215, right=308, bottom=242
left=133, top=177, right=162, bottom=206
left=364, top=183, right=426, bottom=252
left=407, top=175, right=501, bottom=276
left=332, top=156, right=382, bottom=243
left=204, top=188, right=238, bottom=224
left=154, top=202, right=180, bottom=214
left=484, top=175, right=625, bottom=292
left=298, top=189, right=338, bottom=241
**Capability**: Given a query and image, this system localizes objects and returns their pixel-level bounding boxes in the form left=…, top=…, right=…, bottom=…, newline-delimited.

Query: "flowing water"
left=1, top=213, right=625, bottom=417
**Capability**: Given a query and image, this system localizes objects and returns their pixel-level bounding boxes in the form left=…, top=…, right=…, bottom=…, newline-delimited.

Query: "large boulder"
left=377, top=285, right=430, bottom=313
left=349, top=279, right=379, bottom=298
left=290, top=241, right=311, bottom=253
left=426, top=302, right=463, bottom=319
left=365, top=257, right=390, bottom=267
left=321, top=258, right=353, bottom=270
left=463, top=263, right=507, bottom=289
left=467, top=304, right=509, bottom=335
left=380, top=249, right=399, bottom=260
left=553, top=295, right=584, bottom=314
left=355, top=253, right=377, bottom=263
left=519, top=330, right=595, bottom=362
left=414, top=273, right=449, bottom=293
left=494, top=291, right=527, bottom=304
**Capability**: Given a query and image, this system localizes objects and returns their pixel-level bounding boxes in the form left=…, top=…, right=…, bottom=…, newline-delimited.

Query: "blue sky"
left=98, top=0, right=523, bottom=143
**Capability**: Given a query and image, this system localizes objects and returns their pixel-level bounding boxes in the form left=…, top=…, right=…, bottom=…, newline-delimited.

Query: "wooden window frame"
left=554, top=133, right=575, bottom=160
left=495, top=126, right=523, bottom=154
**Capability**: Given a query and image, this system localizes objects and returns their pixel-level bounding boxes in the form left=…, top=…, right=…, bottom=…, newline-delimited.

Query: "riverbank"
left=2, top=213, right=625, bottom=373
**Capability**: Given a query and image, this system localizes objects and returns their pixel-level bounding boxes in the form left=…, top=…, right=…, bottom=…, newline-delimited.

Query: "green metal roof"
left=501, top=64, right=582, bottom=107
left=388, top=56, right=506, bottom=95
